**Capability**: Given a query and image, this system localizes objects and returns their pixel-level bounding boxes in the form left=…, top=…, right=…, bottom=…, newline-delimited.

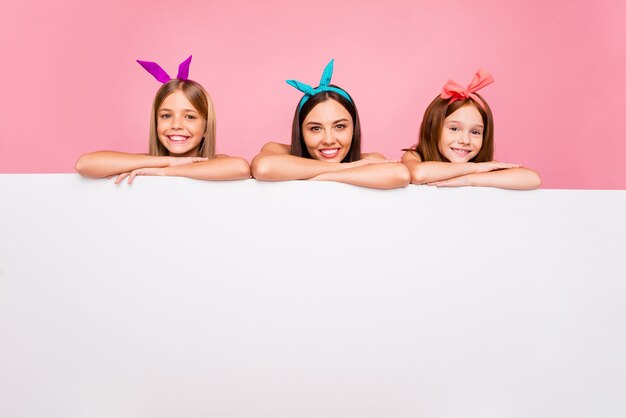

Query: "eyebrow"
left=158, top=108, right=199, bottom=113
left=446, top=120, right=484, bottom=128
left=305, top=118, right=350, bottom=126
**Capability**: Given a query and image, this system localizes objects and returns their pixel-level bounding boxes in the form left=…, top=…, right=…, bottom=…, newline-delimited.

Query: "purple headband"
left=136, top=55, right=192, bottom=83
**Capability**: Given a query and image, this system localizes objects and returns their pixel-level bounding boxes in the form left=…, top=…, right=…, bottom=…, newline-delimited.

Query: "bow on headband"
left=440, top=68, right=494, bottom=110
left=137, top=55, right=193, bottom=83
left=286, top=59, right=353, bottom=110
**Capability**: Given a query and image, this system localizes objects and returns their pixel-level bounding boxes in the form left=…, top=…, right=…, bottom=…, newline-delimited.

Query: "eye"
left=471, top=130, right=483, bottom=136
left=449, top=126, right=458, bottom=132
left=159, top=114, right=171, bottom=119
left=335, top=124, right=345, bottom=130
left=310, top=126, right=322, bottom=132
left=185, top=115, right=197, bottom=120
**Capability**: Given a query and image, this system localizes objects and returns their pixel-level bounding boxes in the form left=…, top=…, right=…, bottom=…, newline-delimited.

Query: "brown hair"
left=290, top=88, right=362, bottom=163
left=412, top=94, right=494, bottom=162
left=148, top=79, right=216, bottom=159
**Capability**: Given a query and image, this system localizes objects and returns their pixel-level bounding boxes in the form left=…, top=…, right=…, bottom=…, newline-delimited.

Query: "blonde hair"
left=148, top=79, right=216, bottom=158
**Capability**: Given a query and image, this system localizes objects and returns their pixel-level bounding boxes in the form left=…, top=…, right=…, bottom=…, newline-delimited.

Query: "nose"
left=457, top=130, right=470, bottom=145
left=321, top=130, right=336, bottom=145
left=171, top=115, right=183, bottom=129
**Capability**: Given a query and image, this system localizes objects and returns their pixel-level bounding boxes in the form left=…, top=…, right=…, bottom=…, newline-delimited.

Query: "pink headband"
left=440, top=68, right=494, bottom=110
left=136, top=55, right=192, bottom=83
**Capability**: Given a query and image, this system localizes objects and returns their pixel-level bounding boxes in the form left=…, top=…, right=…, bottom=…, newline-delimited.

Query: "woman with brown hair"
left=75, top=56, right=249, bottom=183
left=251, top=59, right=410, bottom=190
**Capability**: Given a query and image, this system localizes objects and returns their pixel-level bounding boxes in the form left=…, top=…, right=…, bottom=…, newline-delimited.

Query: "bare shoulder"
left=259, top=142, right=291, bottom=155
left=362, top=152, right=386, bottom=160
left=401, top=150, right=421, bottom=162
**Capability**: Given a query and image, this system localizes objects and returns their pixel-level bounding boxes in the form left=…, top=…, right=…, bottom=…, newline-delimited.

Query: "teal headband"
left=286, top=59, right=353, bottom=110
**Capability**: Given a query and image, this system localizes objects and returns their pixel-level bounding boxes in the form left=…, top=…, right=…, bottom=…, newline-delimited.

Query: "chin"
left=446, top=154, right=474, bottom=163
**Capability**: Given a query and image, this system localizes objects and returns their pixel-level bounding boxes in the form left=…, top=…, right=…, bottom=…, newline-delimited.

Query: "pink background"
left=1, top=0, right=624, bottom=189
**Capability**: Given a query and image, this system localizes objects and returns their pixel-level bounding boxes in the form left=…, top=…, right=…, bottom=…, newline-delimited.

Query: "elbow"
left=250, top=155, right=273, bottom=181
left=74, top=152, right=110, bottom=179
left=513, top=167, right=542, bottom=190
left=527, top=171, right=542, bottom=190
left=74, top=154, right=92, bottom=177
left=505, top=168, right=542, bottom=190
left=393, top=163, right=411, bottom=188
left=375, top=163, right=411, bottom=190
left=408, top=166, right=428, bottom=185
left=232, top=157, right=251, bottom=179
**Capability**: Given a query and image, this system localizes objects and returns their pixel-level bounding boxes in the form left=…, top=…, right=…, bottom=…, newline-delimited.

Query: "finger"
left=193, top=157, right=208, bottom=162
left=128, top=171, right=137, bottom=184
left=115, top=173, right=129, bottom=184
left=494, top=164, right=514, bottom=171
left=433, top=180, right=458, bottom=187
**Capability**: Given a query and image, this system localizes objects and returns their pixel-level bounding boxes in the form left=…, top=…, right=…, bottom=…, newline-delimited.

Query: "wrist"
left=319, top=161, right=347, bottom=172
left=473, top=162, right=488, bottom=173
left=344, top=160, right=362, bottom=170
left=163, top=156, right=176, bottom=167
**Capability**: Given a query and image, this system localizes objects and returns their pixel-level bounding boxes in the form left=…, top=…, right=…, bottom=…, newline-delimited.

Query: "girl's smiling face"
left=157, top=90, right=206, bottom=157
left=439, top=104, right=484, bottom=162
left=302, top=99, right=354, bottom=163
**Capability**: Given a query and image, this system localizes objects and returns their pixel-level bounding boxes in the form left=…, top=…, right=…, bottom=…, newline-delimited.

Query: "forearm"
left=163, top=157, right=250, bottom=180
left=75, top=151, right=171, bottom=178
left=311, top=163, right=410, bottom=190
left=251, top=154, right=346, bottom=181
left=406, top=160, right=479, bottom=184
left=463, top=168, right=542, bottom=190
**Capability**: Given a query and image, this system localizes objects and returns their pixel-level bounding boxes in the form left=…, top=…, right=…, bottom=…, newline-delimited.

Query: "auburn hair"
left=413, top=94, right=494, bottom=162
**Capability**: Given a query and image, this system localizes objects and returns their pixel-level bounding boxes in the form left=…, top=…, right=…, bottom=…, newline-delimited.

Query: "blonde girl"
left=75, top=56, right=249, bottom=183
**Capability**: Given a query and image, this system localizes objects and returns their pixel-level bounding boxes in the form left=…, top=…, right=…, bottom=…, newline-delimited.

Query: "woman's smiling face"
left=301, top=99, right=354, bottom=163
left=438, top=103, right=484, bottom=162
left=157, top=90, right=206, bottom=157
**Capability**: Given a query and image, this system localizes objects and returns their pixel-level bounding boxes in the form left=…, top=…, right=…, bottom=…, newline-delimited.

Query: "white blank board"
left=1, top=174, right=625, bottom=418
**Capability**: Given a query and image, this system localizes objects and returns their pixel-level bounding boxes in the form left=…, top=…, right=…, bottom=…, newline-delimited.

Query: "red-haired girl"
left=402, top=69, right=540, bottom=190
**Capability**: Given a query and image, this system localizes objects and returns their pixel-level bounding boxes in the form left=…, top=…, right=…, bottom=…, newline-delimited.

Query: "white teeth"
left=169, top=136, right=188, bottom=141
left=321, top=149, right=338, bottom=155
